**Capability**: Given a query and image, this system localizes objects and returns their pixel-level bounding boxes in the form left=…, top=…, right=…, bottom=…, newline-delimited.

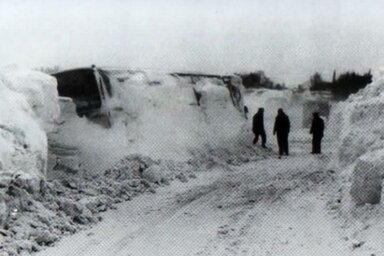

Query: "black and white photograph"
left=1, top=0, right=384, bottom=255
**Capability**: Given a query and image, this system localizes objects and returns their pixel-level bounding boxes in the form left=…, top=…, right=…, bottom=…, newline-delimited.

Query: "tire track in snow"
left=36, top=146, right=349, bottom=256
left=110, top=183, right=222, bottom=255
left=191, top=155, right=344, bottom=256
left=110, top=174, right=252, bottom=256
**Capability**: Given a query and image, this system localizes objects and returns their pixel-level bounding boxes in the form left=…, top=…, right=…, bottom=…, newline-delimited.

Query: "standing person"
left=252, top=108, right=267, bottom=148
left=310, top=112, right=325, bottom=154
left=273, top=108, right=290, bottom=158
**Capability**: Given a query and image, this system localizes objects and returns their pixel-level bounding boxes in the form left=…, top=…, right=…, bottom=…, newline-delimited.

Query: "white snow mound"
left=0, top=67, right=59, bottom=184
left=55, top=72, right=246, bottom=172
left=328, top=77, right=384, bottom=166
left=326, top=77, right=384, bottom=206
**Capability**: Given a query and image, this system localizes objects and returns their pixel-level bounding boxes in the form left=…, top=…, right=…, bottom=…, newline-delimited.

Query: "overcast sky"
left=1, top=0, right=384, bottom=85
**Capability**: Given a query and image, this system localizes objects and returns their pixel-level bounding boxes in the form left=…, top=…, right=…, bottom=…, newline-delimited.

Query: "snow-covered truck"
left=48, top=66, right=247, bottom=174
left=51, top=66, right=245, bottom=128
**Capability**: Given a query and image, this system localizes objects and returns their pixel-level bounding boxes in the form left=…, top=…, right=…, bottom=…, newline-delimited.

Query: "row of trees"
left=309, top=70, right=372, bottom=100
left=237, top=71, right=287, bottom=90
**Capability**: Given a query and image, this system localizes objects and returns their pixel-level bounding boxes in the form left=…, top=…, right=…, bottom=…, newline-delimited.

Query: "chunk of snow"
left=350, top=150, right=384, bottom=205
left=0, top=67, right=59, bottom=182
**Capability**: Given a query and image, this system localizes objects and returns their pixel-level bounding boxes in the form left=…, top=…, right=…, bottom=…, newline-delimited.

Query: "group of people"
left=252, top=108, right=325, bottom=158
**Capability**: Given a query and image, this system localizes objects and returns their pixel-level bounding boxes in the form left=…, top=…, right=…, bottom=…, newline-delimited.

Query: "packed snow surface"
left=36, top=151, right=373, bottom=256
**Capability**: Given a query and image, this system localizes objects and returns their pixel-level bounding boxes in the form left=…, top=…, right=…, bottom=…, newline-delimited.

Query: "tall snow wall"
left=110, top=72, right=246, bottom=160
left=57, top=71, right=246, bottom=172
left=327, top=76, right=384, bottom=205
left=328, top=76, right=384, bottom=166
left=0, top=67, right=59, bottom=187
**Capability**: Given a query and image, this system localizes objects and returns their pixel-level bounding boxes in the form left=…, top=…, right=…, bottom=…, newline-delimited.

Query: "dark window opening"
left=52, top=68, right=102, bottom=117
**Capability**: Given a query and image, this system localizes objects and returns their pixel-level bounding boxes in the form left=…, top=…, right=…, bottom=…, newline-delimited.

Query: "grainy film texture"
left=1, top=1, right=384, bottom=255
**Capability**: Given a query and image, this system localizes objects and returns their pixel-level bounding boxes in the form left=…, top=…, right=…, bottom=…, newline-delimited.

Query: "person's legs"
left=253, top=133, right=259, bottom=145
left=315, top=136, right=321, bottom=154
left=261, top=131, right=267, bottom=148
left=315, top=137, right=320, bottom=153
left=277, top=134, right=284, bottom=156
left=284, top=135, right=289, bottom=155
left=312, top=136, right=316, bottom=153
left=314, top=136, right=322, bottom=154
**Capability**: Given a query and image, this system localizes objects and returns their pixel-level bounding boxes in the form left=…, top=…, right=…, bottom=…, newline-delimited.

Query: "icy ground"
left=33, top=139, right=384, bottom=256
left=0, top=139, right=270, bottom=255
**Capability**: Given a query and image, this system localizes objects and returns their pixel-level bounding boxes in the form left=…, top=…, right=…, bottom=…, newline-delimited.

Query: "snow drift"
left=328, top=76, right=384, bottom=166
left=111, top=73, right=245, bottom=158
left=0, top=67, right=59, bottom=186
left=327, top=76, right=384, bottom=206
left=54, top=71, right=246, bottom=172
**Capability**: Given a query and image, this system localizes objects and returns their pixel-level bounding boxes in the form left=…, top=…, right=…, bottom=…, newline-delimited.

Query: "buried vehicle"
left=48, top=66, right=247, bottom=175
left=51, top=66, right=246, bottom=128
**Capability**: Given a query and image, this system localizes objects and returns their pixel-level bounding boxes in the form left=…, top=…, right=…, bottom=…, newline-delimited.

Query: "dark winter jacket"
left=273, top=112, right=290, bottom=135
left=252, top=112, right=265, bottom=133
left=310, top=116, right=325, bottom=137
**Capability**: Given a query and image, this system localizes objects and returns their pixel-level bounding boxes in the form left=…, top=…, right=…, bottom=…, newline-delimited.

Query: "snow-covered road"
left=36, top=141, right=362, bottom=256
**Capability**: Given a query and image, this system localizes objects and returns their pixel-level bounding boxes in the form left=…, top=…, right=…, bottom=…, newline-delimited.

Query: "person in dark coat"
left=273, top=108, right=290, bottom=157
left=310, top=112, right=325, bottom=154
left=252, top=108, right=266, bottom=148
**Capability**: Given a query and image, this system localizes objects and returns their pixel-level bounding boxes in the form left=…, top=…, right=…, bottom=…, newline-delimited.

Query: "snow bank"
left=47, top=98, right=81, bottom=180
left=57, top=71, right=246, bottom=172
left=328, top=77, right=384, bottom=166
left=113, top=72, right=246, bottom=156
left=0, top=67, right=59, bottom=183
left=327, top=76, right=384, bottom=205
left=2, top=154, right=197, bottom=255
